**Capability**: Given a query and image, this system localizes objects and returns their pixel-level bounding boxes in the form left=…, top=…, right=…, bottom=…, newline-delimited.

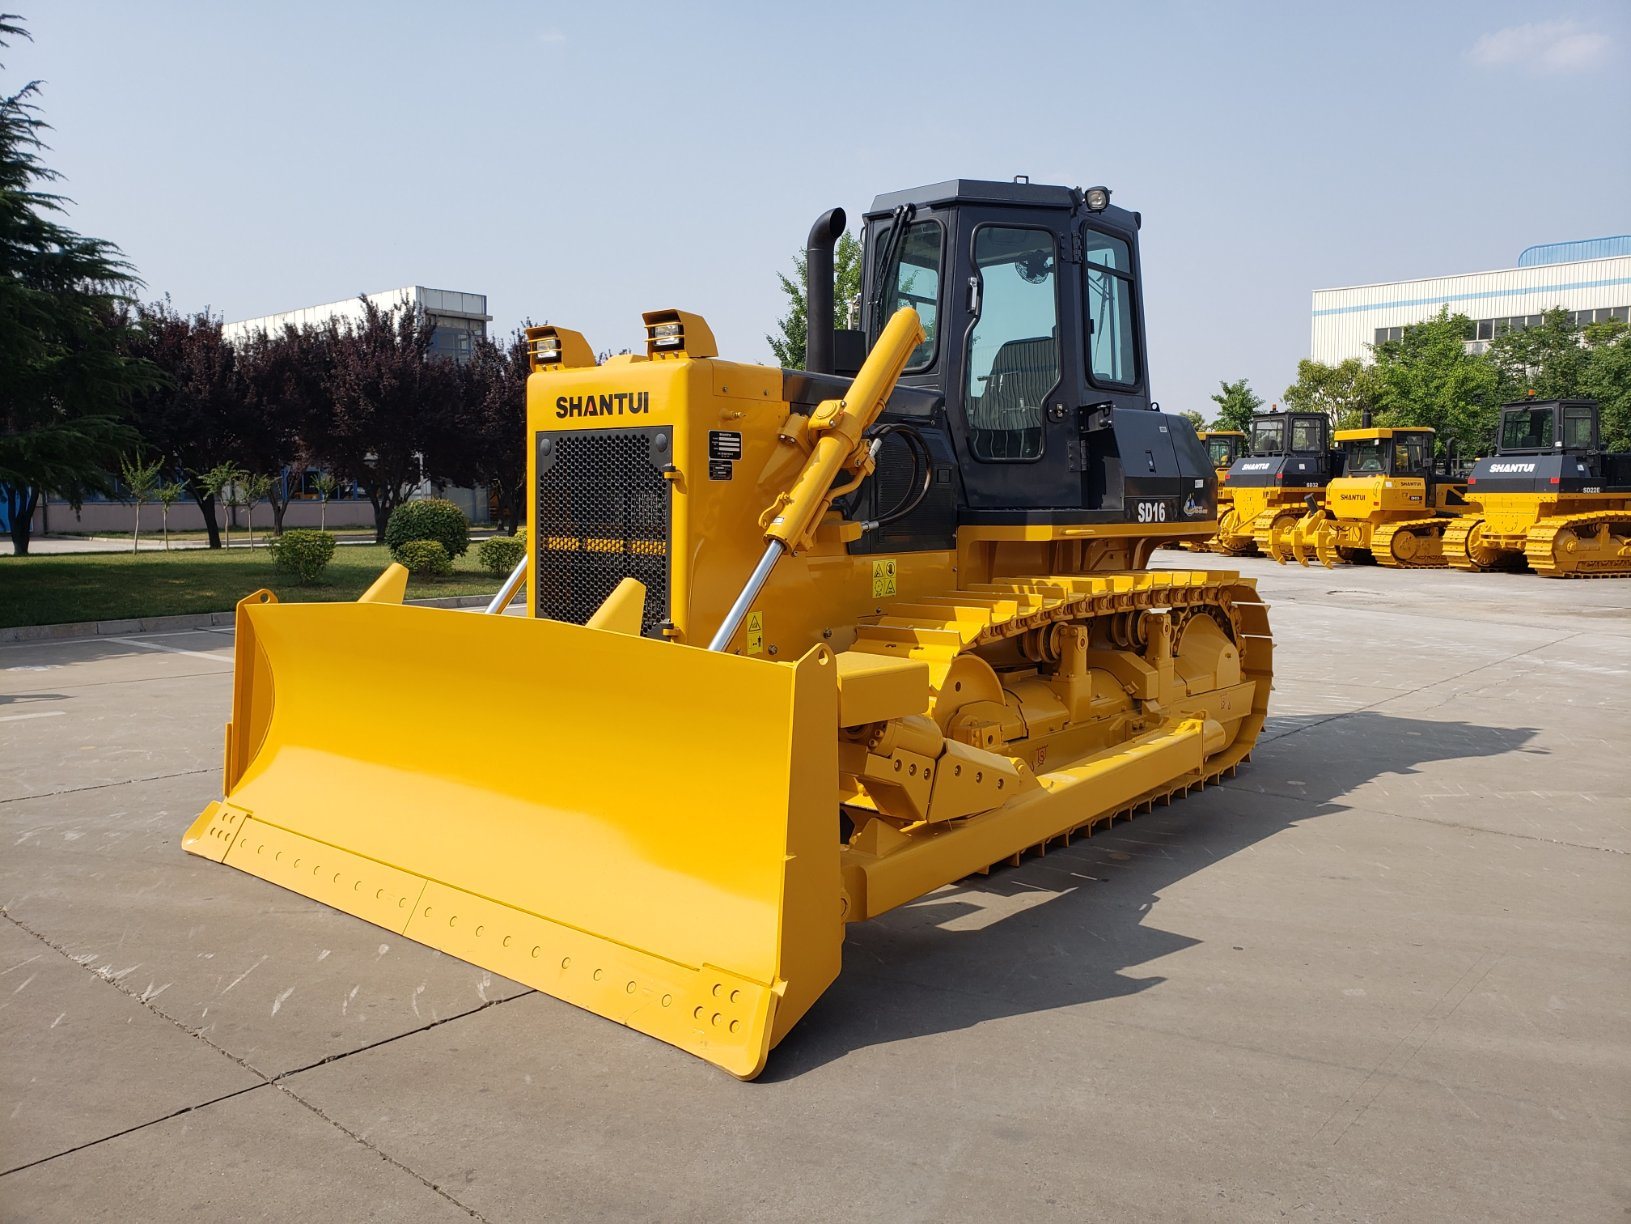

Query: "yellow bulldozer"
left=1265, top=423, right=1472, bottom=568
left=1179, top=430, right=1246, bottom=553
left=183, top=179, right=1273, bottom=1078
left=1444, top=398, right=1631, bottom=577
left=1208, top=411, right=1343, bottom=555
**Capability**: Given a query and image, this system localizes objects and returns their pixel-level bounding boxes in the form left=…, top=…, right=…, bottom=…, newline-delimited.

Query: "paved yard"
left=2, top=558, right=1627, bottom=1221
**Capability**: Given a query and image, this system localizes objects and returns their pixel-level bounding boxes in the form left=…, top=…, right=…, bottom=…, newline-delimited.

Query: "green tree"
left=242, top=471, right=273, bottom=548
left=1581, top=320, right=1631, bottom=452
left=155, top=478, right=185, bottom=550
left=1485, top=308, right=1591, bottom=403
left=1369, top=308, right=1498, bottom=456
left=313, top=470, right=338, bottom=531
left=766, top=230, right=862, bottom=368
left=1178, top=409, right=1205, bottom=432
left=1208, top=378, right=1263, bottom=432
left=0, top=16, right=152, bottom=555
left=1282, top=358, right=1376, bottom=430
left=194, top=460, right=243, bottom=548
left=117, top=451, right=161, bottom=553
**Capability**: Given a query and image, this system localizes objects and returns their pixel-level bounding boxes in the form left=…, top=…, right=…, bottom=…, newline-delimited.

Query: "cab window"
left=964, top=226, right=1059, bottom=461
left=1347, top=440, right=1385, bottom=473
left=874, top=220, right=942, bottom=371
left=1563, top=405, right=1595, bottom=450
left=1290, top=417, right=1326, bottom=453
left=1401, top=434, right=1430, bottom=471
left=1206, top=436, right=1238, bottom=468
left=1082, top=228, right=1136, bottom=388
left=1501, top=406, right=1554, bottom=450
left=1251, top=417, right=1286, bottom=454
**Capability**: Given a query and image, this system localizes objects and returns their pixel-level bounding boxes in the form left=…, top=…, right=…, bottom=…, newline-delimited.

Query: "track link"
left=1523, top=512, right=1631, bottom=578
left=1372, top=517, right=1451, bottom=569
left=849, top=569, right=1274, bottom=859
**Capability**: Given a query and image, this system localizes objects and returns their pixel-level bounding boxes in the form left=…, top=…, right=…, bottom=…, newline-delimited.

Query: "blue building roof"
left=1517, top=236, right=1631, bottom=266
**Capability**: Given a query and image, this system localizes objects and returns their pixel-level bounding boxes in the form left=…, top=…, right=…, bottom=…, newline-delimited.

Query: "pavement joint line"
left=0, top=767, right=215, bottom=806
left=6, top=666, right=236, bottom=693
left=0, top=1083, right=270, bottom=1178
left=0, top=907, right=520, bottom=1216
left=1313, top=949, right=1503, bottom=1147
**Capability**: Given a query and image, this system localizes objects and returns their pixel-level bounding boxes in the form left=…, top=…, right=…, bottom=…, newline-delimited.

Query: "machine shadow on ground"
left=763, top=711, right=1540, bottom=1080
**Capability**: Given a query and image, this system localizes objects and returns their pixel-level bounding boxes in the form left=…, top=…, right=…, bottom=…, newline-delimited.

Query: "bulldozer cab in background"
left=1340, top=427, right=1433, bottom=479
left=1497, top=399, right=1599, bottom=456
left=1199, top=430, right=1246, bottom=471
left=1224, top=411, right=1340, bottom=489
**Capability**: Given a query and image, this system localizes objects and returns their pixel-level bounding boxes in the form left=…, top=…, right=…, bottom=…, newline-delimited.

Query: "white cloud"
left=537, top=29, right=567, bottom=46
left=1468, top=20, right=1612, bottom=73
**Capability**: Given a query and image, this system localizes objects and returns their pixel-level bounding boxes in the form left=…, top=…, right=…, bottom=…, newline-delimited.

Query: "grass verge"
left=0, top=544, right=500, bottom=629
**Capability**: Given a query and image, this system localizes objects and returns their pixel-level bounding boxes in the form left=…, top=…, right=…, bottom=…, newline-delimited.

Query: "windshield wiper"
left=867, top=203, right=915, bottom=342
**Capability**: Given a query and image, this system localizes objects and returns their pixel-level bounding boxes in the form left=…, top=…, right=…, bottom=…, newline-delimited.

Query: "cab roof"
left=1334, top=427, right=1434, bottom=441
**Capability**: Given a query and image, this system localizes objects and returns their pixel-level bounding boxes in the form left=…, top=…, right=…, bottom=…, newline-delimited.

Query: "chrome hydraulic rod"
left=707, top=307, right=924, bottom=654
left=484, top=553, right=528, bottom=615
left=708, top=541, right=782, bottom=652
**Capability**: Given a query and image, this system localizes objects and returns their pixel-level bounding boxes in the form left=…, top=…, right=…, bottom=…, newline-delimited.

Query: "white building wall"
left=222, top=285, right=489, bottom=342
left=1310, top=255, right=1631, bottom=364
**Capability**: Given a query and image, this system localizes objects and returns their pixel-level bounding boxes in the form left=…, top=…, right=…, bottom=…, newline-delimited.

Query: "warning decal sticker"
left=871, top=558, right=898, bottom=599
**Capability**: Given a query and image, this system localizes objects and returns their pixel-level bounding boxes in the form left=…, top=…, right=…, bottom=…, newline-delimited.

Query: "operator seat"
left=970, top=336, right=1055, bottom=459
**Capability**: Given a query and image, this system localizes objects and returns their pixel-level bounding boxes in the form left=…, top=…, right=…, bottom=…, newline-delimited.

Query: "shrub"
left=267, top=529, right=337, bottom=584
left=385, top=498, right=470, bottom=560
left=478, top=534, right=526, bottom=577
left=395, top=538, right=452, bottom=578
left=514, top=526, right=528, bottom=548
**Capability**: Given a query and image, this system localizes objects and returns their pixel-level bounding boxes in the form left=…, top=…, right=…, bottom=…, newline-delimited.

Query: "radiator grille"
left=534, top=428, right=671, bottom=635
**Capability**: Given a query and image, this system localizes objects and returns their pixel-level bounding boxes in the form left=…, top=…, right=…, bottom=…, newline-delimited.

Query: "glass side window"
left=1563, top=407, right=1594, bottom=449
left=1403, top=435, right=1430, bottom=471
left=1290, top=417, right=1325, bottom=453
left=1206, top=437, right=1239, bottom=468
left=1083, top=228, right=1136, bottom=387
left=964, top=226, right=1059, bottom=461
left=874, top=221, right=942, bottom=371
left=1251, top=417, right=1286, bottom=454
left=1501, top=407, right=1555, bottom=450
left=1347, top=440, right=1385, bottom=473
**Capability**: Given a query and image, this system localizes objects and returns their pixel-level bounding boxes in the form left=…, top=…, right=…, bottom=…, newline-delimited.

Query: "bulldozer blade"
left=184, top=592, right=843, bottom=1079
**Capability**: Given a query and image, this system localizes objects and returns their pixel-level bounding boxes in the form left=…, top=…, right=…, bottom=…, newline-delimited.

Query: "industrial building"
left=222, top=285, right=491, bottom=363
left=1310, top=237, right=1631, bottom=364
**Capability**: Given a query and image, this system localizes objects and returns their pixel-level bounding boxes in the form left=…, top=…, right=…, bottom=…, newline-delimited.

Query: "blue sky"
left=10, top=1, right=1630, bottom=414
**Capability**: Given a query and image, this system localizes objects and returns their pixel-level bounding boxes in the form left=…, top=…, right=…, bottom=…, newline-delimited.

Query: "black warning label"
left=708, top=459, right=733, bottom=481
left=708, top=431, right=743, bottom=461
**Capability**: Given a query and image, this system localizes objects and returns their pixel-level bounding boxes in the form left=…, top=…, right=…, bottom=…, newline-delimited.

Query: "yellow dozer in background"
left=1208, top=411, right=1343, bottom=556
left=184, top=179, right=1273, bottom=1078
left=1266, top=424, right=1471, bottom=568
left=1180, top=430, right=1245, bottom=553
left=1444, top=398, right=1631, bottom=577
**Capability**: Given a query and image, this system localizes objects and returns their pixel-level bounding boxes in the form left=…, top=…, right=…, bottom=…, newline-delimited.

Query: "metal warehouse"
left=1310, top=236, right=1631, bottom=364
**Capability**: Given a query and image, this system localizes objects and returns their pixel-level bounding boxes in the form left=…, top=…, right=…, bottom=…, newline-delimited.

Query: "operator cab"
left=1496, top=399, right=1599, bottom=455
left=1223, top=411, right=1339, bottom=488
left=1468, top=399, right=1628, bottom=493
left=1199, top=430, right=1245, bottom=470
left=838, top=178, right=1212, bottom=531
left=1337, top=427, right=1434, bottom=478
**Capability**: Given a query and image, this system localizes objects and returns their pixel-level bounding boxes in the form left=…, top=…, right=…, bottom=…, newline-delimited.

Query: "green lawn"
left=0, top=544, right=502, bottom=629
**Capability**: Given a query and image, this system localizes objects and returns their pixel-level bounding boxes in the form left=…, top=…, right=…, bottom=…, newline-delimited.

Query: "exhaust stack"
left=804, top=207, right=846, bottom=374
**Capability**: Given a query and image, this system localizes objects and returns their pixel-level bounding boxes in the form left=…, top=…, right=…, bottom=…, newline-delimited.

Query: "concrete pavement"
left=1, top=559, right=1627, bottom=1221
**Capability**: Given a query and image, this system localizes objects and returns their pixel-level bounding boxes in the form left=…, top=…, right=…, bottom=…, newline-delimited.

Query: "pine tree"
left=0, top=15, right=152, bottom=554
